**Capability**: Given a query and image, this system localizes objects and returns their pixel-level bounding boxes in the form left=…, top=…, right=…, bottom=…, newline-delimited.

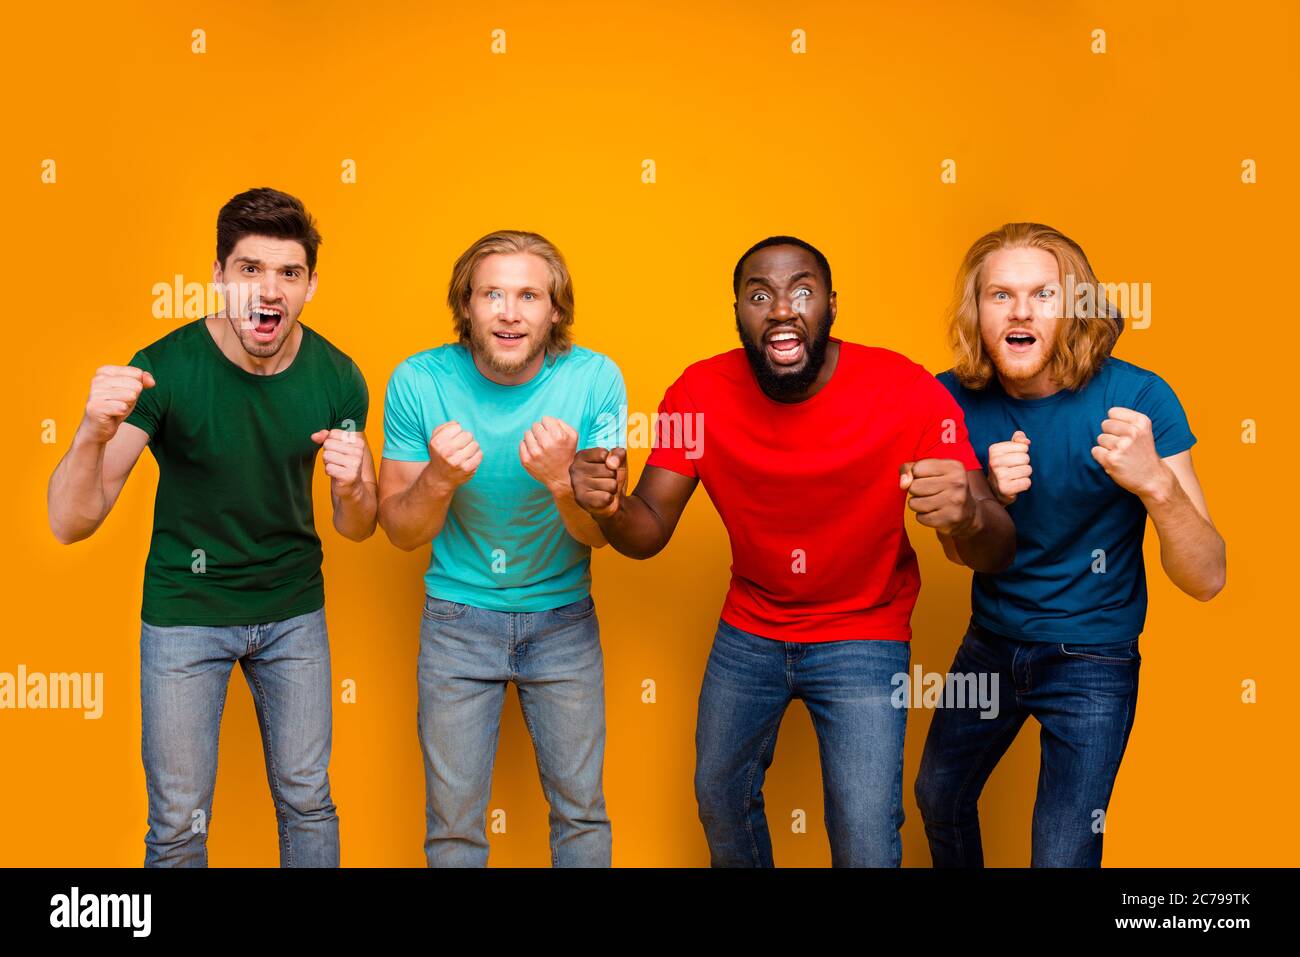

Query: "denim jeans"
left=914, top=620, right=1141, bottom=867
left=694, top=618, right=911, bottom=867
left=417, top=593, right=610, bottom=867
left=139, top=607, right=338, bottom=867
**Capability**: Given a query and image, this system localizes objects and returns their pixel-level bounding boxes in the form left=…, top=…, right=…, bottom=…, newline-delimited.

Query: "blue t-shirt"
left=938, top=357, right=1196, bottom=644
left=382, top=343, right=626, bottom=611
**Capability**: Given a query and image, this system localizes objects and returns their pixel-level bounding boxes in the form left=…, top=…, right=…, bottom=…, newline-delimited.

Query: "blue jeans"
left=139, top=607, right=338, bottom=867
left=416, top=593, right=610, bottom=867
left=694, top=618, right=911, bottom=867
left=914, top=621, right=1141, bottom=867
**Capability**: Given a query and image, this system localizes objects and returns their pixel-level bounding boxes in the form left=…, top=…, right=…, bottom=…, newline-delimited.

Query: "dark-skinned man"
left=569, top=236, right=1015, bottom=867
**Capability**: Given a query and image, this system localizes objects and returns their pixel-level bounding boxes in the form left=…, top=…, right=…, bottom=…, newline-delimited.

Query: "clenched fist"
left=82, top=365, right=156, bottom=444
left=899, top=458, right=977, bottom=536
left=987, top=430, right=1032, bottom=506
left=570, top=447, right=628, bottom=519
left=519, top=416, right=579, bottom=495
left=1092, top=407, right=1163, bottom=496
left=427, top=421, right=482, bottom=492
left=311, top=428, right=366, bottom=495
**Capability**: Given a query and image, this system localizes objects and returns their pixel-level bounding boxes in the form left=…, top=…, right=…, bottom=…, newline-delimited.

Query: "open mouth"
left=493, top=330, right=526, bottom=346
left=1004, top=331, right=1037, bottom=353
left=249, top=307, right=283, bottom=342
left=765, top=328, right=805, bottom=366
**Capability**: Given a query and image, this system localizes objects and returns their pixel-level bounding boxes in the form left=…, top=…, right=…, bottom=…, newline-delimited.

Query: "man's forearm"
left=48, top=429, right=110, bottom=544
left=951, top=497, right=1016, bottom=573
left=550, top=484, right=607, bottom=548
left=593, top=492, right=672, bottom=560
left=379, top=467, right=455, bottom=551
left=333, top=482, right=378, bottom=542
left=1142, top=466, right=1226, bottom=601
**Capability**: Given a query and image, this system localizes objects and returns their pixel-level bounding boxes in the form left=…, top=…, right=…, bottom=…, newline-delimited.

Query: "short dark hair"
left=216, top=187, right=322, bottom=273
left=732, top=235, right=832, bottom=298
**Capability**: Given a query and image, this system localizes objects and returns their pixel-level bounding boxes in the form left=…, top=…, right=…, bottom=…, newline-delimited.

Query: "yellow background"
left=2, top=0, right=1294, bottom=866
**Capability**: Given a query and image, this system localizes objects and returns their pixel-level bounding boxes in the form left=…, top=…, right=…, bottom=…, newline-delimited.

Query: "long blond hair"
left=446, top=230, right=575, bottom=356
left=948, top=222, right=1119, bottom=390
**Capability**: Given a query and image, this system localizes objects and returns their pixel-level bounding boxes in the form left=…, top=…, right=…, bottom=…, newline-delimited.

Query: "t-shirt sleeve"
left=336, top=359, right=369, bottom=432
left=381, top=361, right=432, bottom=462
left=645, top=375, right=700, bottom=480
left=583, top=356, right=628, bottom=450
left=122, top=348, right=163, bottom=439
left=1134, top=372, right=1196, bottom=458
left=909, top=367, right=981, bottom=471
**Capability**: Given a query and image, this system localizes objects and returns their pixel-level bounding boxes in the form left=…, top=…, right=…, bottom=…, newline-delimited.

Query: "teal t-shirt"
left=382, top=343, right=626, bottom=611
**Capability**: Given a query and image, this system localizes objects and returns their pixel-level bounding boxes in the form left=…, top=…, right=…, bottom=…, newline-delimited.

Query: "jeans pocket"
left=422, top=596, right=470, bottom=621
left=1059, top=639, right=1140, bottom=664
left=552, top=595, right=596, bottom=621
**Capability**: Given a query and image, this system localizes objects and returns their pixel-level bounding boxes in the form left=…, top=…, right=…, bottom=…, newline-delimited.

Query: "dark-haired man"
left=569, top=237, right=1015, bottom=866
left=47, top=187, right=376, bottom=867
left=914, top=223, right=1225, bottom=867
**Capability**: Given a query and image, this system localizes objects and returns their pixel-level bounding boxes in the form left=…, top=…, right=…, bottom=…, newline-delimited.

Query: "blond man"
left=915, top=222, right=1225, bottom=867
left=377, top=230, right=624, bottom=867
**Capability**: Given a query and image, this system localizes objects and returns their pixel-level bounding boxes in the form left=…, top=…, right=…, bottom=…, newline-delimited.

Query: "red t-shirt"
left=646, top=339, right=980, bottom=643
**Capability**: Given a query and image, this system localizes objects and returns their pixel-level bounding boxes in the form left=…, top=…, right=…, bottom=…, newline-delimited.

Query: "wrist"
left=548, top=479, right=575, bottom=501
left=594, top=495, right=623, bottom=525
left=949, top=497, right=985, bottom=540
left=1139, top=462, right=1177, bottom=507
left=418, top=465, right=456, bottom=500
left=72, top=421, right=110, bottom=455
left=336, top=477, right=367, bottom=502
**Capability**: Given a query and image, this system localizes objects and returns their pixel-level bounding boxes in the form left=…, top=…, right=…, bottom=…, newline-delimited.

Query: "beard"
left=736, top=305, right=835, bottom=401
left=226, top=313, right=294, bottom=359
left=469, top=323, right=550, bottom=376
left=985, top=328, right=1058, bottom=385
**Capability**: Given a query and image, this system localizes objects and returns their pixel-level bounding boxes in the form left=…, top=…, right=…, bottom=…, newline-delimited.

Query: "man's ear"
left=828, top=290, right=837, bottom=320
left=212, top=259, right=223, bottom=286
left=305, top=270, right=319, bottom=303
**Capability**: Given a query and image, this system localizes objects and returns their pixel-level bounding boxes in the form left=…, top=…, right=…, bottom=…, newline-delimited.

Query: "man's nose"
left=257, top=273, right=280, bottom=302
left=1009, top=294, right=1033, bottom=320
left=770, top=295, right=795, bottom=320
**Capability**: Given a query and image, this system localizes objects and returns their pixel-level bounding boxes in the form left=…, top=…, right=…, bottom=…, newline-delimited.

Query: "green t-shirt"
left=123, top=318, right=368, bottom=626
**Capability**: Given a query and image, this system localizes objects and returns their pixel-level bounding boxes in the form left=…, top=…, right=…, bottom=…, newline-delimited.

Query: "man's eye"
left=793, top=288, right=812, bottom=297
left=242, top=265, right=257, bottom=274
left=283, top=271, right=298, bottom=279
left=487, top=289, right=502, bottom=300
left=752, top=293, right=769, bottom=302
left=522, top=292, right=535, bottom=300
left=1037, top=288, right=1055, bottom=298
left=993, top=291, right=1008, bottom=300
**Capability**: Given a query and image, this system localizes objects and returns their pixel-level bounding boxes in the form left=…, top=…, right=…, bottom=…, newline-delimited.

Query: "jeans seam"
left=742, top=716, right=782, bottom=866
left=891, top=706, right=907, bottom=865
left=553, top=597, right=596, bottom=622
left=473, top=685, right=507, bottom=865
left=244, top=660, right=292, bottom=867
left=423, top=607, right=469, bottom=622
left=944, top=687, right=1020, bottom=864
left=517, top=691, right=561, bottom=867
left=207, top=690, right=226, bottom=866
left=1058, top=642, right=1141, bottom=664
